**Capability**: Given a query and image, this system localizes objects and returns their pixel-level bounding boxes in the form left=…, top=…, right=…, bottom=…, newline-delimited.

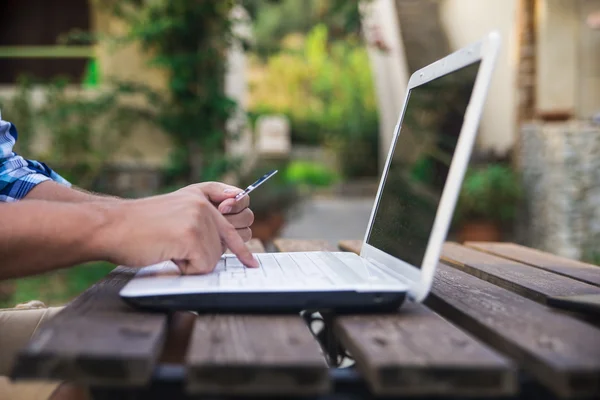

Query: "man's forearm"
left=25, top=181, right=121, bottom=203
left=0, top=201, right=114, bottom=279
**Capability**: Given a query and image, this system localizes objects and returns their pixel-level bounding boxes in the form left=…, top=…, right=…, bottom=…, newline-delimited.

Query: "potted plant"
left=454, top=164, right=522, bottom=242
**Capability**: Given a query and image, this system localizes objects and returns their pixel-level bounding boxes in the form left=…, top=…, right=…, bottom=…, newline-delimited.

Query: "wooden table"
left=10, top=239, right=600, bottom=399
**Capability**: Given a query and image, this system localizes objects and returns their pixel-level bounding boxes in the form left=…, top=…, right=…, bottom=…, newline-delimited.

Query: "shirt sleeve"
left=0, top=119, right=71, bottom=202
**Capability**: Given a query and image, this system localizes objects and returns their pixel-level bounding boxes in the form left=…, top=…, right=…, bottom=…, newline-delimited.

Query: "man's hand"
left=97, top=189, right=259, bottom=274
left=1, top=180, right=258, bottom=279
left=188, top=182, right=254, bottom=243
left=24, top=181, right=255, bottom=244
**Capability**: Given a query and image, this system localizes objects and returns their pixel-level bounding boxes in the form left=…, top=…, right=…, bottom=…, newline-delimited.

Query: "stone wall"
left=520, top=121, right=600, bottom=261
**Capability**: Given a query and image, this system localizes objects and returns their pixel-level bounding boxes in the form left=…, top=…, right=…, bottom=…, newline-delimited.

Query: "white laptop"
left=120, top=32, right=501, bottom=313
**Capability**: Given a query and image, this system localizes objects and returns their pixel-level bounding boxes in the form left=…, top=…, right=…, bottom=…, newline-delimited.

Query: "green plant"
left=37, top=79, right=140, bottom=189
left=248, top=24, right=379, bottom=178
left=583, top=251, right=600, bottom=266
left=242, top=0, right=365, bottom=58
left=0, top=76, right=37, bottom=155
left=455, top=164, right=523, bottom=225
left=0, top=262, right=114, bottom=308
left=284, top=160, right=339, bottom=188
left=96, top=0, right=242, bottom=185
left=0, top=77, right=139, bottom=190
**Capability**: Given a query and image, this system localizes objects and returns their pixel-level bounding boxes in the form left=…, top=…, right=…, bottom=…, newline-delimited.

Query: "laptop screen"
left=366, top=61, right=481, bottom=268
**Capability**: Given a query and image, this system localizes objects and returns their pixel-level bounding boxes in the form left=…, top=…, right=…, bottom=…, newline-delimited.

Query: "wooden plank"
left=226, top=238, right=266, bottom=254
left=427, top=263, right=600, bottom=398
left=335, top=305, right=516, bottom=396
left=273, top=238, right=336, bottom=252
left=185, top=315, right=329, bottom=395
left=278, top=239, right=515, bottom=397
left=466, top=242, right=600, bottom=287
left=442, top=243, right=600, bottom=304
left=12, top=267, right=168, bottom=386
left=338, top=239, right=362, bottom=254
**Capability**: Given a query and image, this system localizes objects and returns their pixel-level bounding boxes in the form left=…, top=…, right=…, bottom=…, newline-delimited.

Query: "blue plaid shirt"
left=0, top=118, right=70, bottom=202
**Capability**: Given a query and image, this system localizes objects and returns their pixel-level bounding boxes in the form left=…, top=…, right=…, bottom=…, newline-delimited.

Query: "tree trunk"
left=514, top=0, right=538, bottom=168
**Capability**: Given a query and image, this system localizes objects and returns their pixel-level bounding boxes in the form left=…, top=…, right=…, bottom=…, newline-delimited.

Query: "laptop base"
left=123, top=290, right=406, bottom=314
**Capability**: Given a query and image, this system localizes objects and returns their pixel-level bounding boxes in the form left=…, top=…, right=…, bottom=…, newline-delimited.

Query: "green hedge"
left=248, top=25, right=379, bottom=177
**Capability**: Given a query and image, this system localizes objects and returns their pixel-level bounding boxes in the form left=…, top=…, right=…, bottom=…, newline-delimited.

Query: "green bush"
left=248, top=24, right=379, bottom=177
left=0, top=78, right=140, bottom=190
left=284, top=161, right=339, bottom=187
left=455, top=164, right=523, bottom=225
left=243, top=0, right=364, bottom=58
left=0, top=262, right=114, bottom=308
left=585, top=252, right=600, bottom=266
left=0, top=76, right=37, bottom=156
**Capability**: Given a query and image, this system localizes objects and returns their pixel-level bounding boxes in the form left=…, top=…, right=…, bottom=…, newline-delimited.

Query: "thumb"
left=217, top=197, right=236, bottom=214
left=204, top=183, right=243, bottom=203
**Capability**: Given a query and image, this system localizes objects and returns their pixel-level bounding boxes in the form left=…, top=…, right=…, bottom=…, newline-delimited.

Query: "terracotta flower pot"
left=252, top=212, right=286, bottom=243
left=536, top=109, right=573, bottom=122
left=458, top=221, right=502, bottom=243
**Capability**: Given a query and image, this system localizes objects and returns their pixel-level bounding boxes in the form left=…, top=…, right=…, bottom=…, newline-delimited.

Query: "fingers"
left=191, top=181, right=250, bottom=214
left=224, top=208, right=254, bottom=229
left=236, top=227, right=252, bottom=242
left=214, top=211, right=258, bottom=268
left=180, top=210, right=224, bottom=275
left=218, top=195, right=249, bottom=215
left=196, top=182, right=243, bottom=204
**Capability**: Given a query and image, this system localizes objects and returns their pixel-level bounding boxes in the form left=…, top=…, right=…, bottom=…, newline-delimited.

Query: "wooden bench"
left=11, top=239, right=600, bottom=399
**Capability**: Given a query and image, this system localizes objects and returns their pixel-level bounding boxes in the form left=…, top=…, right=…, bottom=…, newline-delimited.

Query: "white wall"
left=578, top=0, right=600, bottom=118
left=440, top=0, right=519, bottom=156
left=537, top=0, right=600, bottom=119
left=536, top=0, right=579, bottom=115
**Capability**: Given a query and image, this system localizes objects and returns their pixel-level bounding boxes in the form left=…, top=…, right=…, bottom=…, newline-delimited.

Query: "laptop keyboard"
left=136, top=252, right=406, bottom=290
left=129, top=252, right=406, bottom=294
left=213, top=252, right=394, bottom=289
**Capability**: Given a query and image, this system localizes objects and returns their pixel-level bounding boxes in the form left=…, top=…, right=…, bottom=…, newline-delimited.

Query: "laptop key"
left=289, top=253, right=325, bottom=276
left=226, top=257, right=245, bottom=270
left=272, top=254, right=302, bottom=277
left=308, top=252, right=365, bottom=285
left=257, top=255, right=284, bottom=277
